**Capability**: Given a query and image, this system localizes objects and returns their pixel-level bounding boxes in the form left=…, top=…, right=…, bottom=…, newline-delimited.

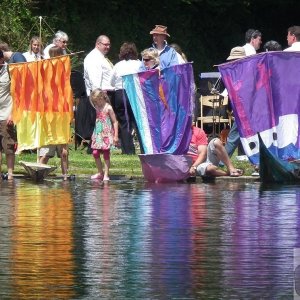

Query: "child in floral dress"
left=90, top=89, right=119, bottom=181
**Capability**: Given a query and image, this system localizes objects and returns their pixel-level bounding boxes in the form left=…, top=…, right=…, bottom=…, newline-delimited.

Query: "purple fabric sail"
left=218, top=51, right=300, bottom=165
left=123, top=63, right=194, bottom=155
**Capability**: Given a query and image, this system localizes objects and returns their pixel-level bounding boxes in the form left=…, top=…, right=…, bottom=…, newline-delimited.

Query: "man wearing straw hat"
left=149, top=25, right=185, bottom=69
left=221, top=47, right=247, bottom=159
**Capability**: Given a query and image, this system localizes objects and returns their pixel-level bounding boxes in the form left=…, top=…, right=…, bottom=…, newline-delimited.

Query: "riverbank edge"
left=10, top=173, right=261, bottom=183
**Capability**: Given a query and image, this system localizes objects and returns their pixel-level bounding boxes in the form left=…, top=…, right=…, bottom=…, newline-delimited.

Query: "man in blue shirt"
left=149, top=25, right=185, bottom=69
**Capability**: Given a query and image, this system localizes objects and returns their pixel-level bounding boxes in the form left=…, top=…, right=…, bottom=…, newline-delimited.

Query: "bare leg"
left=95, top=156, right=104, bottom=175
left=91, top=150, right=104, bottom=180
left=206, top=164, right=228, bottom=176
left=205, top=139, right=241, bottom=176
left=213, top=139, right=236, bottom=173
left=60, top=145, right=68, bottom=180
left=103, top=159, right=110, bottom=179
left=6, top=153, right=15, bottom=180
left=39, top=156, right=50, bottom=164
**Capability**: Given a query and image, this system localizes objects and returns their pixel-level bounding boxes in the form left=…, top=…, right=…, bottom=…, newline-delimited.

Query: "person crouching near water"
left=188, top=125, right=244, bottom=177
left=90, top=89, right=119, bottom=181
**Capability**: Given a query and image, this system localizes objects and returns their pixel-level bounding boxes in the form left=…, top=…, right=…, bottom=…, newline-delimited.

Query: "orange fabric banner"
left=9, top=56, right=73, bottom=150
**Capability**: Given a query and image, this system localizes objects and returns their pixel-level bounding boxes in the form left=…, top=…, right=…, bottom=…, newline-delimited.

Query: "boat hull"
left=258, top=134, right=300, bottom=183
left=139, top=154, right=192, bottom=183
left=20, top=161, right=57, bottom=182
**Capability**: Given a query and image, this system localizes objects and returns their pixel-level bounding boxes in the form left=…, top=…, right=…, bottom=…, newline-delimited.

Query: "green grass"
left=10, top=145, right=143, bottom=178
left=2, top=145, right=255, bottom=178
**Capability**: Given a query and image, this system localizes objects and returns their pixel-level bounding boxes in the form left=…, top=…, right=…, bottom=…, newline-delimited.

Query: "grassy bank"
left=12, top=145, right=143, bottom=178
left=2, top=144, right=254, bottom=178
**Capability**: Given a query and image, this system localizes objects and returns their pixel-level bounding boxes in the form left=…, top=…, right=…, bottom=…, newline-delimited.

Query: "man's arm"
left=189, top=144, right=207, bottom=176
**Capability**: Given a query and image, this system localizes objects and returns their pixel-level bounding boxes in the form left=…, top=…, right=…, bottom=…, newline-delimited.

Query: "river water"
left=0, top=178, right=299, bottom=299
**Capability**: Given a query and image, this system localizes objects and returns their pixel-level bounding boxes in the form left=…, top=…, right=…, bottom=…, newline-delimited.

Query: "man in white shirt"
left=83, top=35, right=114, bottom=97
left=242, top=29, right=262, bottom=56
left=284, top=26, right=300, bottom=52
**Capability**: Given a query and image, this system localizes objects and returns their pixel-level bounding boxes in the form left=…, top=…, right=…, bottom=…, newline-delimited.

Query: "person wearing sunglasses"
left=84, top=35, right=114, bottom=98
left=140, top=48, right=160, bottom=70
left=44, top=30, right=69, bottom=59
left=242, top=29, right=262, bottom=56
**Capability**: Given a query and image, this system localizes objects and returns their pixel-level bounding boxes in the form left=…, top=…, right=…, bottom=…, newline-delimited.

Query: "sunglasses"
left=143, top=58, right=152, bottom=62
left=100, top=42, right=111, bottom=47
left=60, top=40, right=68, bottom=44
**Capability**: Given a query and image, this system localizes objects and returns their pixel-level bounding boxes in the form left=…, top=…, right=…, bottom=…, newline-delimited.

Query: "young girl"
left=90, top=89, right=119, bottom=181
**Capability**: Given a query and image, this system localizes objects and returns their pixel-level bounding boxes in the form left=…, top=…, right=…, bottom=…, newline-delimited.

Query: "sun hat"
left=150, top=25, right=170, bottom=37
left=227, top=46, right=246, bottom=60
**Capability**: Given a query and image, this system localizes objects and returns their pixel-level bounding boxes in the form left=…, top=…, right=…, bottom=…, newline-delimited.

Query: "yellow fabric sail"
left=9, top=56, right=73, bottom=151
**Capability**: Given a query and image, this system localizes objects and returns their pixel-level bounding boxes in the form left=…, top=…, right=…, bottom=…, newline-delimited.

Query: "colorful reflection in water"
left=0, top=179, right=298, bottom=298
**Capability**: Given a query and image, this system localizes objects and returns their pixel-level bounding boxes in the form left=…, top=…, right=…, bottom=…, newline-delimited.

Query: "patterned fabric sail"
left=122, top=63, right=194, bottom=155
left=218, top=52, right=300, bottom=165
left=9, top=56, right=73, bottom=151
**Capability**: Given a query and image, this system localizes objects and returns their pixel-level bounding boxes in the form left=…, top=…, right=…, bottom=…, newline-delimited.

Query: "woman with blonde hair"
left=23, top=36, right=44, bottom=62
left=140, top=48, right=160, bottom=70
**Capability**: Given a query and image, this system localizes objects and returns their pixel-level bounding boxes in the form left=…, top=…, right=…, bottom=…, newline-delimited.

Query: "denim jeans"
left=225, top=122, right=240, bottom=157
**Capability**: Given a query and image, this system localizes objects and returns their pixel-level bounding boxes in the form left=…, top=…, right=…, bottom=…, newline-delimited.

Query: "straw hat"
left=227, top=46, right=246, bottom=60
left=150, top=25, right=170, bottom=37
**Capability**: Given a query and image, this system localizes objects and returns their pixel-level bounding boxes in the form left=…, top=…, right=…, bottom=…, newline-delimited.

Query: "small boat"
left=258, top=134, right=300, bottom=183
left=20, top=161, right=57, bottom=182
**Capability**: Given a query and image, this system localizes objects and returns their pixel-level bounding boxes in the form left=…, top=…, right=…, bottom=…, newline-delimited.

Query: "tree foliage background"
left=1, top=0, right=300, bottom=84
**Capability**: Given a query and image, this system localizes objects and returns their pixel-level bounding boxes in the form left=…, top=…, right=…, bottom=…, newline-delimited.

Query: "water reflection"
left=0, top=179, right=299, bottom=298
left=1, top=180, right=76, bottom=298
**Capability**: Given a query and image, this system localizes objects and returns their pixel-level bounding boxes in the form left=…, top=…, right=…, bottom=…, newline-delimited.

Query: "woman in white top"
left=110, top=42, right=142, bottom=154
left=43, top=31, right=69, bottom=59
left=23, top=36, right=44, bottom=62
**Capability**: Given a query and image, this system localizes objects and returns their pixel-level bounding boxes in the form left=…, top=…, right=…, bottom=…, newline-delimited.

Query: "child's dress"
left=91, top=107, right=114, bottom=150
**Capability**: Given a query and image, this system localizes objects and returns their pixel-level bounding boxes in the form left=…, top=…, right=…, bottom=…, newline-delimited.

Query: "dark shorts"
left=0, top=120, right=17, bottom=154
